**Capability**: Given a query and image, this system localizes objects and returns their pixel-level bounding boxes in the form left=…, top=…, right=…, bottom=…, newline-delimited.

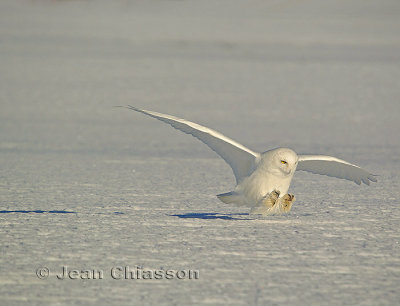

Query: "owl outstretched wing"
left=297, top=155, right=377, bottom=185
left=120, top=106, right=260, bottom=184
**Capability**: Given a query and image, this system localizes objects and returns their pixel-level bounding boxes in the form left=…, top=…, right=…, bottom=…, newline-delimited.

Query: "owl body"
left=232, top=148, right=298, bottom=206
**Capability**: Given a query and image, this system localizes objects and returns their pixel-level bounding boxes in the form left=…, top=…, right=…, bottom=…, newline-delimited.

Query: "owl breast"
left=236, top=168, right=293, bottom=204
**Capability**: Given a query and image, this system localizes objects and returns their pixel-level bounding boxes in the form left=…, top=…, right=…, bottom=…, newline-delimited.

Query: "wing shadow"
left=0, top=210, right=76, bottom=214
left=0, top=210, right=126, bottom=215
left=170, top=212, right=250, bottom=220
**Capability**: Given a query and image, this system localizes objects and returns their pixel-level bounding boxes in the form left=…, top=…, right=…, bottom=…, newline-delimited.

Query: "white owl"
left=121, top=106, right=377, bottom=215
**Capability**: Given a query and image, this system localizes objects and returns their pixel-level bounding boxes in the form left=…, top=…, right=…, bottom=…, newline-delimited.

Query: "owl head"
left=269, top=148, right=298, bottom=176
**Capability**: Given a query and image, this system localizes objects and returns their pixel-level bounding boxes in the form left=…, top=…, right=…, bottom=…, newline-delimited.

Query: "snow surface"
left=1, top=0, right=399, bottom=305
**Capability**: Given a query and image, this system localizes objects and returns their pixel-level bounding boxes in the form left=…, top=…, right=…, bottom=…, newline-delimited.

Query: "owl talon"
left=281, top=193, right=296, bottom=212
left=251, top=190, right=295, bottom=216
left=272, top=190, right=281, bottom=198
left=260, top=189, right=280, bottom=208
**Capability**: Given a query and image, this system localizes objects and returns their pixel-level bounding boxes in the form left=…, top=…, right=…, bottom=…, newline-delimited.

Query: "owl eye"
left=281, top=160, right=287, bottom=165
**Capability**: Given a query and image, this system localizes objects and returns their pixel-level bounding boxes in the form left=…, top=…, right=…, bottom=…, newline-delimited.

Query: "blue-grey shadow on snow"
left=0, top=210, right=76, bottom=214
left=170, top=212, right=250, bottom=220
left=0, top=210, right=125, bottom=215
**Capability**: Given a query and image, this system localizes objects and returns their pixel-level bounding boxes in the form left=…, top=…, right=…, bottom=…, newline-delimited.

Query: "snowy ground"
left=1, top=0, right=399, bottom=305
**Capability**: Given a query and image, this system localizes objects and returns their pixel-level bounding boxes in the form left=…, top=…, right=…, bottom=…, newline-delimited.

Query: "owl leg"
left=281, top=194, right=296, bottom=212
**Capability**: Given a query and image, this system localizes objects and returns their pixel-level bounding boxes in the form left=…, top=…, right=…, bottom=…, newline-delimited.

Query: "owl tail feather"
left=217, top=191, right=242, bottom=204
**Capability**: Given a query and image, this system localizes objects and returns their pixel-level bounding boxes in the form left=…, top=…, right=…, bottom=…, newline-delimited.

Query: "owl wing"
left=121, top=106, right=260, bottom=184
left=297, top=155, right=377, bottom=185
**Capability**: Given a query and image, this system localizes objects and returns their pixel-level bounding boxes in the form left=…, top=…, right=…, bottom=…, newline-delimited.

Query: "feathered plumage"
left=119, top=106, right=377, bottom=215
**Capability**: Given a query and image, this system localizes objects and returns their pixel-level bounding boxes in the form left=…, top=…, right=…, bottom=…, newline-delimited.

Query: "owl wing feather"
left=297, top=155, right=377, bottom=185
left=121, top=106, right=260, bottom=184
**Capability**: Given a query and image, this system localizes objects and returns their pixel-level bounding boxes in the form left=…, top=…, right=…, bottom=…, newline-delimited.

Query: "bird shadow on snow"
left=170, top=212, right=251, bottom=220
left=0, top=210, right=77, bottom=214
left=0, top=210, right=126, bottom=215
left=170, top=212, right=315, bottom=220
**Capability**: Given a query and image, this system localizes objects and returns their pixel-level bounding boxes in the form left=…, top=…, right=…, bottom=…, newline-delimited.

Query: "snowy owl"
left=120, top=106, right=376, bottom=215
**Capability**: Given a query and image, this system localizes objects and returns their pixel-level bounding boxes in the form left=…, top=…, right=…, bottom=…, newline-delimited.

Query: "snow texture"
left=0, top=0, right=399, bottom=305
